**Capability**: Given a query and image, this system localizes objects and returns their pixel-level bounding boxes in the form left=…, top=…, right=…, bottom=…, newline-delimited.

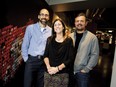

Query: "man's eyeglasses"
left=40, top=14, right=49, bottom=17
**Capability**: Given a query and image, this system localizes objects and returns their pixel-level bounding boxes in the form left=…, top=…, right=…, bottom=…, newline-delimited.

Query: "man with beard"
left=70, top=13, right=99, bottom=87
left=21, top=8, right=52, bottom=87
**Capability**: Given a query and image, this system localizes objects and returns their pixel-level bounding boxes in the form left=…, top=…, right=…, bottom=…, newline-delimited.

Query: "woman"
left=43, top=19, right=74, bottom=87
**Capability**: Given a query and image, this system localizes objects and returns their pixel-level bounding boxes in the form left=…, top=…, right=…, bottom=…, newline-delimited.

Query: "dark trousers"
left=68, top=70, right=76, bottom=87
left=24, top=55, right=45, bottom=87
left=75, top=72, right=89, bottom=87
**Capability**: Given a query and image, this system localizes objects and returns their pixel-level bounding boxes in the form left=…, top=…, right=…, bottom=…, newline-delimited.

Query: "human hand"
left=81, top=69, right=86, bottom=73
left=48, top=67, right=59, bottom=75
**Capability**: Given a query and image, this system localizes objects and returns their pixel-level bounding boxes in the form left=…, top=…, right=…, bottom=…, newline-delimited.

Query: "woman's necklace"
left=55, top=36, right=64, bottom=42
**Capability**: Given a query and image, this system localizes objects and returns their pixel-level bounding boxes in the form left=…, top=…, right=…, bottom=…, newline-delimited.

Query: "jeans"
left=75, top=72, right=89, bottom=87
left=24, top=55, right=45, bottom=87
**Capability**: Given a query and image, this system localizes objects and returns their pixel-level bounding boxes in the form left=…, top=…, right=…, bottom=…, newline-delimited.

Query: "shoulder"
left=46, top=25, right=52, bottom=31
left=26, top=23, right=35, bottom=28
left=86, top=31, right=98, bottom=40
left=67, top=36, right=72, bottom=40
left=47, top=35, right=55, bottom=41
left=26, top=23, right=35, bottom=31
left=46, top=36, right=55, bottom=44
left=48, top=36, right=53, bottom=40
left=66, top=36, right=73, bottom=43
left=69, top=32, right=75, bottom=37
left=89, top=31, right=97, bottom=37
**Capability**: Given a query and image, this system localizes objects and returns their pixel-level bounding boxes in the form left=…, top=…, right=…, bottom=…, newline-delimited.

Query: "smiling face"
left=54, top=20, right=64, bottom=34
left=75, top=15, right=87, bottom=32
left=52, top=19, right=66, bottom=36
left=38, top=9, right=49, bottom=25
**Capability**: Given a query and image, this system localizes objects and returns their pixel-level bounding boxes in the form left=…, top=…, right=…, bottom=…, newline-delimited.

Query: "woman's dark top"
left=44, top=35, right=74, bottom=74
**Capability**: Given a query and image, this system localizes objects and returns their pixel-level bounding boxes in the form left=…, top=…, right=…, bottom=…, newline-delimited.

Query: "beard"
left=39, top=18, right=48, bottom=25
left=77, top=28, right=84, bottom=31
left=76, top=24, right=85, bottom=31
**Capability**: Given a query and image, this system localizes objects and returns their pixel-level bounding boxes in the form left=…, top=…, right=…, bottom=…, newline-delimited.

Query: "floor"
left=90, top=54, right=113, bottom=87
left=0, top=47, right=114, bottom=87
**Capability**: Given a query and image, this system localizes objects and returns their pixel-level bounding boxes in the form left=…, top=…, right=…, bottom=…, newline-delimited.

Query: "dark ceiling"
left=0, top=0, right=116, bottom=29
left=55, top=8, right=116, bottom=29
left=49, top=0, right=116, bottom=29
left=0, top=0, right=53, bottom=28
left=50, top=0, right=116, bottom=12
